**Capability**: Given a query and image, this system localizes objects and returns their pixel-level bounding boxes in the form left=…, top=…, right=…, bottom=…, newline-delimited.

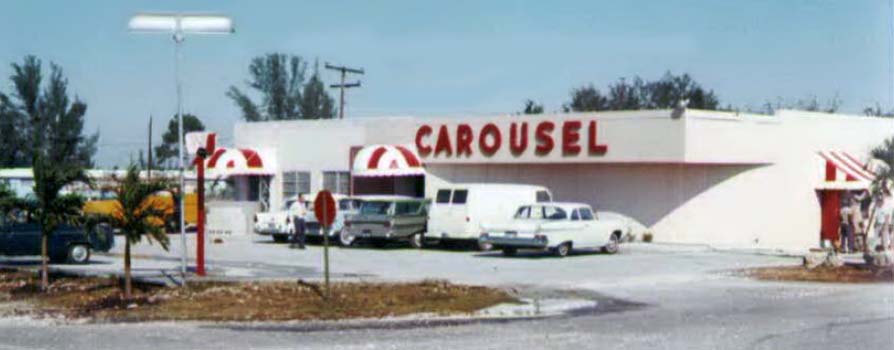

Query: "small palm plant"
left=31, top=156, right=91, bottom=290
left=105, top=165, right=171, bottom=298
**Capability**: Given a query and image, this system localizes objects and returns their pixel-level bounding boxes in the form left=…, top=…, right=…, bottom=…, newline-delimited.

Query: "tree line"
left=0, top=56, right=98, bottom=168
left=520, top=71, right=894, bottom=117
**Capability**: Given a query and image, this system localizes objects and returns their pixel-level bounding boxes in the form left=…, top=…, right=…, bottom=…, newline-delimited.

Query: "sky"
left=0, top=1, right=892, bottom=167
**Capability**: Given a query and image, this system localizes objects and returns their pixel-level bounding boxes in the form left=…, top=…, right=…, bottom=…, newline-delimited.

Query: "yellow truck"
left=83, top=193, right=198, bottom=232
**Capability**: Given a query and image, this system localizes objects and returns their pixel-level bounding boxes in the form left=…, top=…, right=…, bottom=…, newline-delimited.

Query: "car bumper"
left=348, top=229, right=407, bottom=240
left=479, top=235, right=549, bottom=249
left=254, top=227, right=288, bottom=235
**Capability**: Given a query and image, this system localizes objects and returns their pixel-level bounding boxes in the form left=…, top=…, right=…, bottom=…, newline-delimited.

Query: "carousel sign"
left=414, top=118, right=608, bottom=160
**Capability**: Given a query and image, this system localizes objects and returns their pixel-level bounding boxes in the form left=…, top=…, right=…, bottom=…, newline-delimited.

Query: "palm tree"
left=31, top=156, right=90, bottom=290
left=104, top=165, right=170, bottom=298
left=865, top=136, right=894, bottom=255
left=870, top=136, right=894, bottom=196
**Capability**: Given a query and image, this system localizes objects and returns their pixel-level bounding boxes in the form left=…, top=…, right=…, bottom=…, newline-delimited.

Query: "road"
left=0, top=235, right=892, bottom=349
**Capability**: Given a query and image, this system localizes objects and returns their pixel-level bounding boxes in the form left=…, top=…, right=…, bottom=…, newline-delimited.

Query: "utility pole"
left=147, top=114, right=153, bottom=181
left=324, top=63, right=364, bottom=119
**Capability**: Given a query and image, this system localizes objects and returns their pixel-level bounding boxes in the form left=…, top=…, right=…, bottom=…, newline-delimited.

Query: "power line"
left=325, top=62, right=364, bottom=119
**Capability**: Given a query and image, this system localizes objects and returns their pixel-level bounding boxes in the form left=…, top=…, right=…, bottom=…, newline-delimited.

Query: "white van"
left=426, top=184, right=552, bottom=247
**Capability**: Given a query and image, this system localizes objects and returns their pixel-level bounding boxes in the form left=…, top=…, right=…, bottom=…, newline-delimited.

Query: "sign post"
left=314, top=190, right=337, bottom=299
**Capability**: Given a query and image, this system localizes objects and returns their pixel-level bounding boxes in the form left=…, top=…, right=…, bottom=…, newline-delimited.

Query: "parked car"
left=253, top=195, right=303, bottom=243
left=427, top=184, right=552, bottom=248
left=479, top=202, right=624, bottom=257
left=341, top=196, right=428, bottom=248
left=302, top=193, right=362, bottom=242
left=0, top=214, right=115, bottom=264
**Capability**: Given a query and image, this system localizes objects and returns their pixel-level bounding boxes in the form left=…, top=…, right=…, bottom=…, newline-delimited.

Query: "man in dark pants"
left=290, top=194, right=307, bottom=249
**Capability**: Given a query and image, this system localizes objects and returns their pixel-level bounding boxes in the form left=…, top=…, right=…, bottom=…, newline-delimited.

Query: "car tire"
left=272, top=234, right=289, bottom=243
left=554, top=242, right=571, bottom=257
left=67, top=244, right=91, bottom=264
left=602, top=233, right=620, bottom=254
left=339, top=228, right=355, bottom=247
left=409, top=233, right=424, bottom=249
left=502, top=247, right=517, bottom=257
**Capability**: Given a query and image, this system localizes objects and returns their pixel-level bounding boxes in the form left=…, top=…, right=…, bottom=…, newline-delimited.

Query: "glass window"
left=282, top=171, right=311, bottom=199
left=395, top=201, right=422, bottom=215
left=323, top=171, right=351, bottom=194
left=579, top=208, right=595, bottom=221
left=514, top=206, right=531, bottom=219
left=536, top=191, right=551, bottom=203
left=360, top=201, right=391, bottom=215
left=529, top=206, right=544, bottom=220
left=339, top=199, right=361, bottom=210
left=543, top=206, right=567, bottom=220
left=435, top=190, right=451, bottom=204
left=452, top=190, right=468, bottom=204
left=571, top=209, right=580, bottom=221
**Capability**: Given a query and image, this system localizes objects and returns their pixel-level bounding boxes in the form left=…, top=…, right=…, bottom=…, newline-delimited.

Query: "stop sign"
left=314, top=190, right=337, bottom=227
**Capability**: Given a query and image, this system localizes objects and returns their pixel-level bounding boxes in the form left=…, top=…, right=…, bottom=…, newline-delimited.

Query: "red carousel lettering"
left=479, top=123, right=502, bottom=155
left=535, top=121, right=555, bottom=154
left=435, top=125, right=453, bottom=156
left=456, top=124, right=474, bottom=157
left=509, top=122, right=528, bottom=155
left=562, top=120, right=582, bottom=155
left=415, top=125, right=433, bottom=156
left=588, top=120, right=608, bottom=154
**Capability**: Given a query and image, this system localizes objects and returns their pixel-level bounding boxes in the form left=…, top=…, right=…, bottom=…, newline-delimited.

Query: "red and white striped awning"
left=205, top=148, right=275, bottom=177
left=816, top=150, right=876, bottom=190
left=352, top=144, right=425, bottom=177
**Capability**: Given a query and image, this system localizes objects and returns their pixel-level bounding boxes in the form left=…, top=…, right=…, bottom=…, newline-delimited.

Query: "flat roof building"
left=204, top=109, right=893, bottom=252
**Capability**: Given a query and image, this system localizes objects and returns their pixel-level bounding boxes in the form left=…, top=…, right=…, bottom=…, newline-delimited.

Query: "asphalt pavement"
left=0, top=235, right=891, bottom=350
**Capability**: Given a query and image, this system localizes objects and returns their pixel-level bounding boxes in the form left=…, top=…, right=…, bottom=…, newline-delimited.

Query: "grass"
left=740, top=264, right=894, bottom=284
left=0, top=268, right=516, bottom=322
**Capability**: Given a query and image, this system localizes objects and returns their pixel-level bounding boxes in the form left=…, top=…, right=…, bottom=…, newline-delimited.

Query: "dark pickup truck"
left=0, top=221, right=114, bottom=264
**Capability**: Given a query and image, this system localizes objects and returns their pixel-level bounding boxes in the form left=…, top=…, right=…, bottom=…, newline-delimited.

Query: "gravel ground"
left=1, top=235, right=891, bottom=349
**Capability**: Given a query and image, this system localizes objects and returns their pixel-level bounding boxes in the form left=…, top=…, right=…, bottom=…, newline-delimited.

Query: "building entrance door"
left=819, top=190, right=841, bottom=245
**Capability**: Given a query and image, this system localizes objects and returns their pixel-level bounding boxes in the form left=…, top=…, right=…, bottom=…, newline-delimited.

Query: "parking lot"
left=2, top=235, right=893, bottom=350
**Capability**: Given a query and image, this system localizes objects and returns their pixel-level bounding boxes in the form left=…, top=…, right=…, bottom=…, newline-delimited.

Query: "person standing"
left=874, top=194, right=893, bottom=251
left=290, top=194, right=308, bottom=249
left=839, top=196, right=854, bottom=254
left=849, top=191, right=865, bottom=252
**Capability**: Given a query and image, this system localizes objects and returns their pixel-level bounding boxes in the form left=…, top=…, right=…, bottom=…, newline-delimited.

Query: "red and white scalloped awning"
left=205, top=148, right=275, bottom=177
left=816, top=150, right=876, bottom=190
left=352, top=144, right=425, bottom=177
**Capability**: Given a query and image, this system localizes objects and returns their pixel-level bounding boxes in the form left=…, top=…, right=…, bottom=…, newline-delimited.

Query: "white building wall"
left=232, top=110, right=894, bottom=251
left=234, top=117, right=418, bottom=207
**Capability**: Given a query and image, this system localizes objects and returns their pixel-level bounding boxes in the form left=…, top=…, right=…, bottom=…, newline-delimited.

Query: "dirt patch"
left=0, top=269, right=516, bottom=322
left=739, top=264, right=894, bottom=284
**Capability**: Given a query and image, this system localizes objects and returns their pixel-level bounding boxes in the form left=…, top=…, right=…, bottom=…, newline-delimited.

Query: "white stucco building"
left=219, top=108, right=892, bottom=252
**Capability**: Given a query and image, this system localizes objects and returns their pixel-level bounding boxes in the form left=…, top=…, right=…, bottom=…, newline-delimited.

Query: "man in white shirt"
left=290, top=194, right=308, bottom=249
left=874, top=194, right=894, bottom=251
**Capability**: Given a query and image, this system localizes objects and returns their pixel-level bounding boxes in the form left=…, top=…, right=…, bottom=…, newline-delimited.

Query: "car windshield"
left=514, top=206, right=531, bottom=219
left=360, top=201, right=392, bottom=215
left=339, top=199, right=362, bottom=210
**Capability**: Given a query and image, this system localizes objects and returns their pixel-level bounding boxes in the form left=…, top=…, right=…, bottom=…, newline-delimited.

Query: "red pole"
left=196, top=153, right=206, bottom=276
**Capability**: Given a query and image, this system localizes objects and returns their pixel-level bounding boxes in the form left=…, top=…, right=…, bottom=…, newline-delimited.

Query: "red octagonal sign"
left=314, top=190, right=337, bottom=227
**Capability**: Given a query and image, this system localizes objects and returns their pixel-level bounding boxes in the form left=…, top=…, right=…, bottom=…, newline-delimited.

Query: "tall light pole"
left=128, top=13, right=234, bottom=279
